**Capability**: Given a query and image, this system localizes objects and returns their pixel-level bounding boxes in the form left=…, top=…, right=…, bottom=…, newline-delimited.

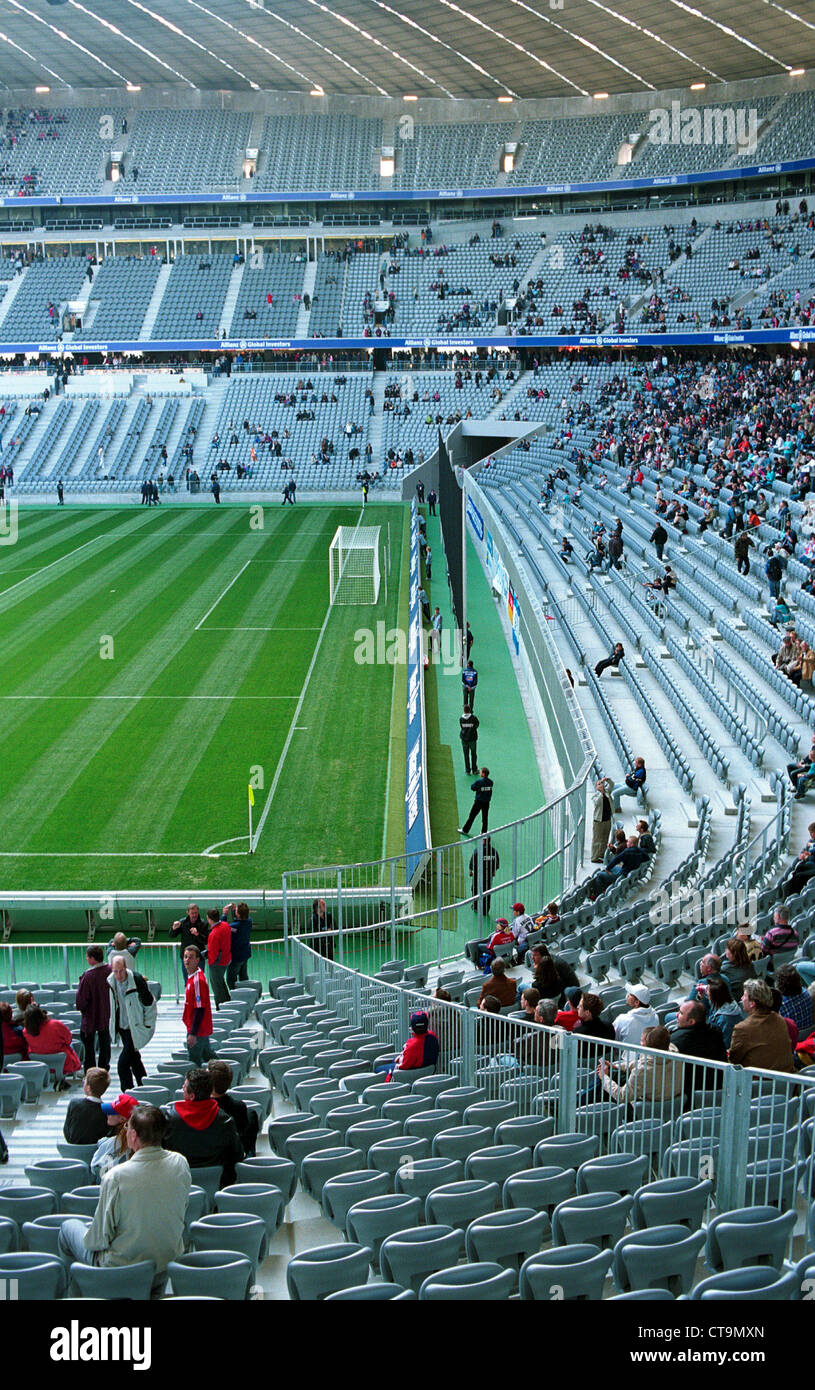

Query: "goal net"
left=329, top=524, right=382, bottom=605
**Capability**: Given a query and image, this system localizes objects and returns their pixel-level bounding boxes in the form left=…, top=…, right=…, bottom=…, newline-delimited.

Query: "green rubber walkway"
left=422, top=510, right=545, bottom=844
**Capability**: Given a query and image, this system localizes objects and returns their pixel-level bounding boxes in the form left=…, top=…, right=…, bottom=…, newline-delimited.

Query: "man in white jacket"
left=108, top=956, right=157, bottom=1091
left=613, top=983, right=659, bottom=1049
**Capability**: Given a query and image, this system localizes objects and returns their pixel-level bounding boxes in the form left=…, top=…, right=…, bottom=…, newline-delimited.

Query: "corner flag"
left=248, top=784, right=255, bottom=807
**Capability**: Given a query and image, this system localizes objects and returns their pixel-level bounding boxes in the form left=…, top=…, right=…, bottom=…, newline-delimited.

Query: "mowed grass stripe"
left=0, top=508, right=156, bottom=602
left=0, top=513, right=245, bottom=847
left=88, top=511, right=331, bottom=851
left=0, top=509, right=335, bottom=856
left=0, top=508, right=230, bottom=685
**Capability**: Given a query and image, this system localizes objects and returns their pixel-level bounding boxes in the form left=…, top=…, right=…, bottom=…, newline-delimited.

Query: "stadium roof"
left=2, top=0, right=814, bottom=100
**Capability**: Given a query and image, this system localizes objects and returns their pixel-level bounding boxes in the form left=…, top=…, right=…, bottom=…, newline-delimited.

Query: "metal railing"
left=281, top=774, right=589, bottom=975
left=291, top=936, right=815, bottom=1225
left=0, top=939, right=288, bottom=1005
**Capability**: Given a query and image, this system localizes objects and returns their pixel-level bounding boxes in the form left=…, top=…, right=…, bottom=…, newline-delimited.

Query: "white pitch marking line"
left=201, top=834, right=251, bottom=857
left=0, top=694, right=298, bottom=700
left=0, top=532, right=108, bottom=599
left=0, top=851, right=207, bottom=858
left=199, top=626, right=323, bottom=632
left=194, top=558, right=251, bottom=631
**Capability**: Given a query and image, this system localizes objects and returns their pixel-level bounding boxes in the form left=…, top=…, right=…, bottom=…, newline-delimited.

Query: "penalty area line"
left=194, top=558, right=251, bottom=631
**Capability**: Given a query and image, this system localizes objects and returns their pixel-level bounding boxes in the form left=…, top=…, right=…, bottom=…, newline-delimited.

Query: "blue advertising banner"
left=466, top=495, right=484, bottom=542
left=406, top=499, right=431, bottom=883
left=9, top=326, right=815, bottom=356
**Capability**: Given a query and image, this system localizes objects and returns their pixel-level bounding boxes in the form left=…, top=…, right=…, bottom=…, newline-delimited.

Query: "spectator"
left=613, top=985, right=659, bottom=1047
left=515, top=999, right=558, bottom=1072
left=528, top=943, right=580, bottom=1005
left=611, top=757, right=647, bottom=813
left=554, top=986, right=583, bottom=1031
left=591, top=777, right=614, bottom=862
left=204, top=908, right=232, bottom=1010
left=226, top=901, right=253, bottom=989
left=63, top=1067, right=111, bottom=1145
left=170, top=903, right=209, bottom=979
left=12, top=989, right=33, bottom=1027
left=590, top=835, right=649, bottom=898
left=595, top=642, right=624, bottom=678
left=75, top=944, right=111, bottom=1072
left=572, top=992, right=615, bottom=1041
left=683, top=954, right=732, bottom=1015
left=598, top=1026, right=683, bottom=1108
left=705, top=980, right=743, bottom=1049
left=519, top=987, right=540, bottom=1020
left=729, top=979, right=796, bottom=1072
left=720, top=938, right=756, bottom=995
left=59, top=1104, right=191, bottom=1293
left=0, top=1001, right=27, bottom=1060
left=388, top=1010, right=440, bottom=1078
left=182, top=945, right=215, bottom=1066
left=669, top=999, right=728, bottom=1098
left=761, top=905, right=800, bottom=955
left=105, top=931, right=142, bottom=972
left=23, top=1005, right=82, bottom=1085
left=478, top=957, right=518, bottom=1009
left=163, top=1067, right=244, bottom=1186
left=775, top=964, right=814, bottom=1036
left=509, top=901, right=535, bottom=959
left=91, top=1092, right=140, bottom=1182
left=733, top=921, right=764, bottom=962
left=208, top=1059, right=259, bottom=1158
left=107, top=955, right=156, bottom=1092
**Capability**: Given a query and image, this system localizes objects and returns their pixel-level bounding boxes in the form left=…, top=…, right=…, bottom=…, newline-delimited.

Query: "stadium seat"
left=287, top=1243, right=372, bottom=1301
left=0, top=1252, right=67, bottom=1299
left=689, top=1267, right=799, bottom=1301
left=419, top=1262, right=517, bottom=1300
left=612, top=1225, right=706, bottom=1296
left=70, top=1261, right=158, bottom=1300
left=168, top=1251, right=254, bottom=1300
left=379, top=1224, right=465, bottom=1294
left=519, top=1244, right=612, bottom=1300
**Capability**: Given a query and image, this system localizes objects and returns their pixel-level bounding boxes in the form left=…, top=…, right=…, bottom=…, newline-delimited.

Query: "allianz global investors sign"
left=51, top=1322, right=152, bottom=1371
left=648, top=101, right=758, bottom=156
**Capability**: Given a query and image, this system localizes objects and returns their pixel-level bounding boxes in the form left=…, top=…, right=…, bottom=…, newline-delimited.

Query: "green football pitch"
left=0, top=502, right=406, bottom=891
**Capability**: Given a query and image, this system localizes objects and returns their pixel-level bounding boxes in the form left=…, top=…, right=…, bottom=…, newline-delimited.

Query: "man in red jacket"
left=205, top=909, right=231, bottom=1010
left=183, top=946, right=215, bottom=1066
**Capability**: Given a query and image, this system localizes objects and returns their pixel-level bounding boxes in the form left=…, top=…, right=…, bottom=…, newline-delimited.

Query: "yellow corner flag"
left=248, top=784, right=255, bottom=807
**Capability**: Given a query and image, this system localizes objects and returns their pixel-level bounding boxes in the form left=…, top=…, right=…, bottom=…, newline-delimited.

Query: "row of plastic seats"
left=284, top=1192, right=814, bottom=1299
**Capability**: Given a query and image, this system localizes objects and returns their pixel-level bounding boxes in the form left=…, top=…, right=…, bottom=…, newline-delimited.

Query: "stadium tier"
left=0, top=95, right=813, bottom=199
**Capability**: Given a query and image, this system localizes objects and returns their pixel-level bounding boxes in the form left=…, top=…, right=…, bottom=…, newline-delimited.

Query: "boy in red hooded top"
left=387, top=1010, right=440, bottom=1080
left=182, top=945, right=214, bottom=1065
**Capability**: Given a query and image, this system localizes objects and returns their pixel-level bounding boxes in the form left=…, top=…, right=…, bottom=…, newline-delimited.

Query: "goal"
left=329, top=524, right=382, bottom=605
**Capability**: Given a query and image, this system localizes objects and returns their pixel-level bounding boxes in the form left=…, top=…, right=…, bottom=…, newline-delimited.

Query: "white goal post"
left=329, top=524, right=382, bottom=605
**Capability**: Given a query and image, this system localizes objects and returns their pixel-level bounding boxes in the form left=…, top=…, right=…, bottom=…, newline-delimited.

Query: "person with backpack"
left=766, top=550, right=783, bottom=599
